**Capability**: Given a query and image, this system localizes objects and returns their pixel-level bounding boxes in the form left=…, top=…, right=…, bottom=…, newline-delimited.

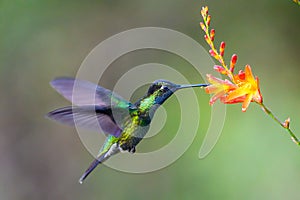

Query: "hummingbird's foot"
left=129, top=147, right=136, bottom=153
left=119, top=143, right=136, bottom=154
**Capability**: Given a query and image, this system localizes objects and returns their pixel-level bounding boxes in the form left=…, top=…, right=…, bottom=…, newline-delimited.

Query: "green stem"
left=258, top=102, right=300, bottom=146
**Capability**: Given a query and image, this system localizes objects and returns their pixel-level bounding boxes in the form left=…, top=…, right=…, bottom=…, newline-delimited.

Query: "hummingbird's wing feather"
left=46, top=105, right=133, bottom=138
left=50, top=77, right=133, bottom=108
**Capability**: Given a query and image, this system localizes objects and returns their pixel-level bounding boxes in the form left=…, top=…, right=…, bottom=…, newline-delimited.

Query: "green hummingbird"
left=46, top=77, right=208, bottom=183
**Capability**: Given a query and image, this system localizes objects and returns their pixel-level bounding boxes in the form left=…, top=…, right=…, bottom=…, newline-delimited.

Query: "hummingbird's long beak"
left=177, top=83, right=209, bottom=89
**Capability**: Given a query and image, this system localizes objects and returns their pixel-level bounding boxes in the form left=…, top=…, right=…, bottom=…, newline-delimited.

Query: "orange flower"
left=228, top=65, right=262, bottom=109
left=206, top=65, right=263, bottom=112
left=205, top=74, right=236, bottom=105
left=200, top=6, right=263, bottom=112
left=201, top=6, right=300, bottom=147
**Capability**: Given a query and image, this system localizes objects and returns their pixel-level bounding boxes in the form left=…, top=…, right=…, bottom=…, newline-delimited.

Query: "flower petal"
left=242, top=94, right=253, bottom=112
left=244, top=65, right=254, bottom=81
left=225, top=86, right=249, bottom=102
left=210, top=91, right=226, bottom=105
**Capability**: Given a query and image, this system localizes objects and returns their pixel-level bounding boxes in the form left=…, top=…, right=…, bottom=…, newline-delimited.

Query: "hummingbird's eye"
left=160, top=85, right=169, bottom=92
left=148, top=84, right=161, bottom=94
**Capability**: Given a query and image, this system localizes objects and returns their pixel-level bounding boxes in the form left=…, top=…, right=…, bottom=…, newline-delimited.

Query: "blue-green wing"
left=46, top=105, right=134, bottom=138
left=50, top=77, right=132, bottom=108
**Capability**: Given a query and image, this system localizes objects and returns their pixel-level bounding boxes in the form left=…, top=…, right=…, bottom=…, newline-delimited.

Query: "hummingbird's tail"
left=78, top=157, right=103, bottom=184
left=79, top=143, right=120, bottom=184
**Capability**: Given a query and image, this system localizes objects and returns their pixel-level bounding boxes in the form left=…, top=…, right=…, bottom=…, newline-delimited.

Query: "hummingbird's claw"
left=129, top=147, right=136, bottom=153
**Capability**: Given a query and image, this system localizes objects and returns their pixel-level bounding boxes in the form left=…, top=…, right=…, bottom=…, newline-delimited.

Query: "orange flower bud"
left=283, top=118, right=290, bottom=128
left=201, top=6, right=208, bottom=18
left=214, top=65, right=227, bottom=75
left=219, top=41, right=225, bottom=57
left=207, top=15, right=211, bottom=26
left=230, top=54, right=238, bottom=72
left=209, top=49, right=215, bottom=57
left=200, top=22, right=206, bottom=31
left=210, top=29, right=215, bottom=41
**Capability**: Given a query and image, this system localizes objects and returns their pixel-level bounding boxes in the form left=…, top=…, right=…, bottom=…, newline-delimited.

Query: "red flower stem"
left=258, top=102, right=300, bottom=146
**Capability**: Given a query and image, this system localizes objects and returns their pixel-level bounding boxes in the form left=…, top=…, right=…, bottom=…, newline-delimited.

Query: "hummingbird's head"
left=146, top=80, right=179, bottom=105
left=147, top=80, right=208, bottom=105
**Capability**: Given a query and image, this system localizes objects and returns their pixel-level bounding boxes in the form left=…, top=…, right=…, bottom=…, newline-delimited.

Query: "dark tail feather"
left=79, top=153, right=107, bottom=184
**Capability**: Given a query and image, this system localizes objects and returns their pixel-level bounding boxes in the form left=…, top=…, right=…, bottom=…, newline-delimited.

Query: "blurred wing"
left=46, top=105, right=133, bottom=138
left=50, top=77, right=132, bottom=108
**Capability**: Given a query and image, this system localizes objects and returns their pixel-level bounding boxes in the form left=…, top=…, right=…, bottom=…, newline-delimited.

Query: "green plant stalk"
left=258, top=102, right=300, bottom=145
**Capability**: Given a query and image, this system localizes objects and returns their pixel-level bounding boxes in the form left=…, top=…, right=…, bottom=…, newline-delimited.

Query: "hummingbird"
left=46, top=77, right=208, bottom=183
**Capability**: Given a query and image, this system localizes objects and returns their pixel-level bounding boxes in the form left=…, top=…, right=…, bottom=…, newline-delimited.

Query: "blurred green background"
left=1, top=0, right=299, bottom=199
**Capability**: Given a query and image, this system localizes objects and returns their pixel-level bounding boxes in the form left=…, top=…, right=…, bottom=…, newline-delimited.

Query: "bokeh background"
left=1, top=0, right=299, bottom=199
